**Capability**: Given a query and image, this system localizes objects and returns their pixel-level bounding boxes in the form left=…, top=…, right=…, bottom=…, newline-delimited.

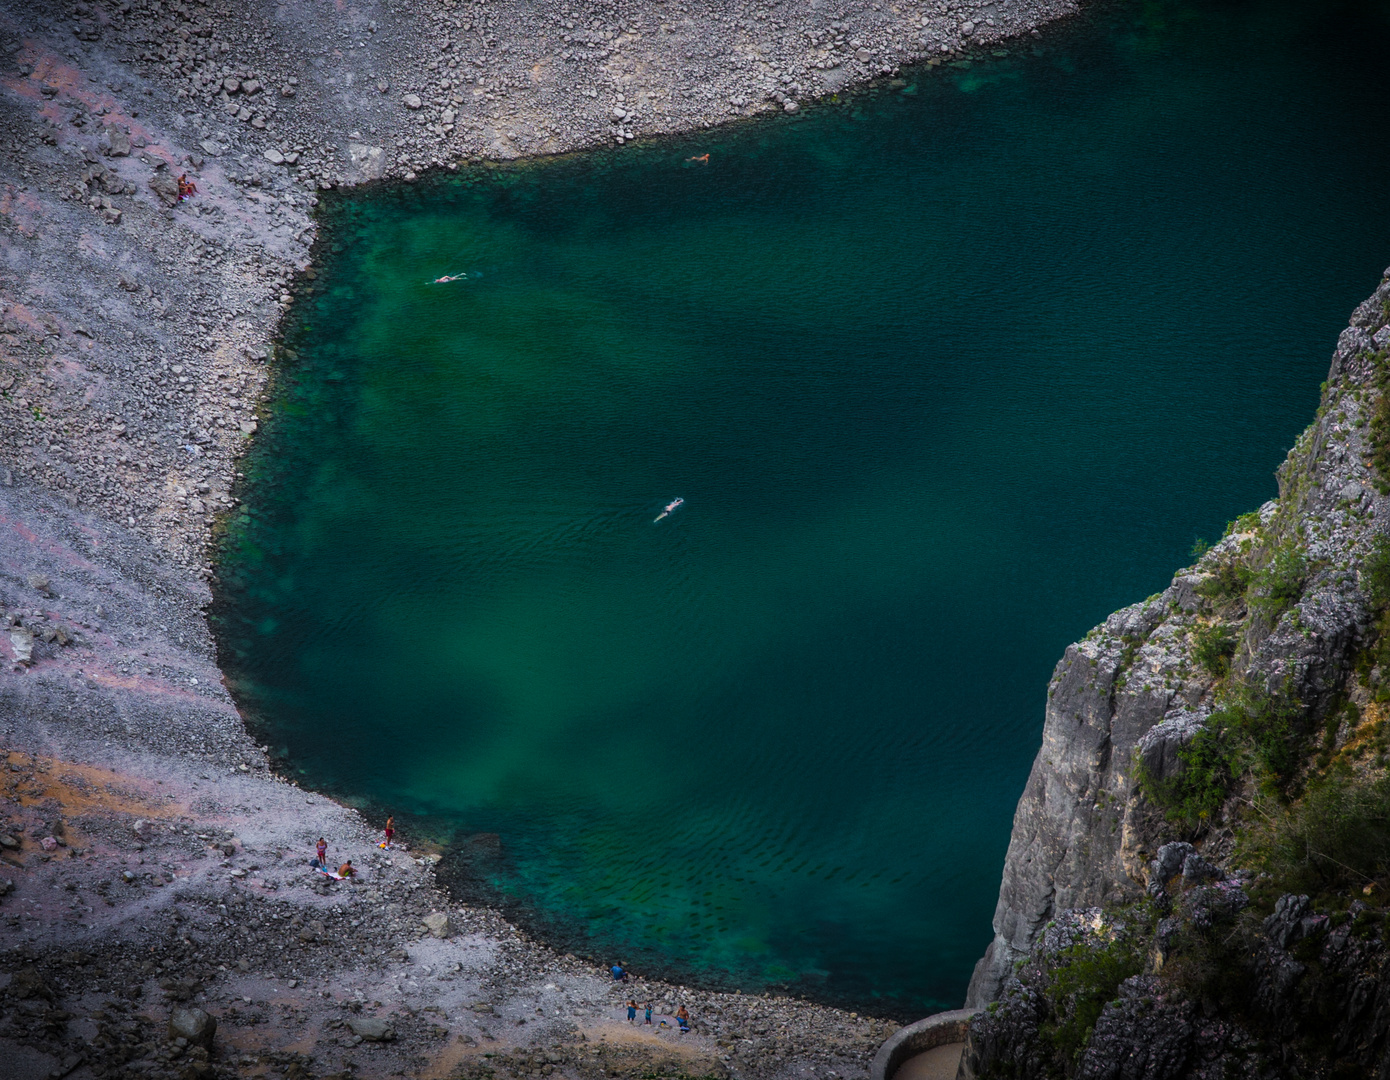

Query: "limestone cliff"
left=964, top=263, right=1390, bottom=1045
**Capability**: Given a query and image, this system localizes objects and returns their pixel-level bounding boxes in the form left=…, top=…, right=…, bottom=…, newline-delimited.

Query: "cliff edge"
left=963, top=267, right=1390, bottom=1075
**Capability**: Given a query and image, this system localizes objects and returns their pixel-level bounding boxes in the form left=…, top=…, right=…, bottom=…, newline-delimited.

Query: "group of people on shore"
left=624, top=998, right=689, bottom=1032
left=309, top=816, right=397, bottom=880
left=307, top=828, right=694, bottom=1036
left=611, top=964, right=690, bottom=1033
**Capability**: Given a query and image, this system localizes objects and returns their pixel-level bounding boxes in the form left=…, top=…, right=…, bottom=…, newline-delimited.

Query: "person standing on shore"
left=644, top=1002, right=653, bottom=1026
left=383, top=816, right=395, bottom=849
left=675, top=1005, right=690, bottom=1034
left=626, top=1000, right=638, bottom=1024
left=315, top=837, right=327, bottom=868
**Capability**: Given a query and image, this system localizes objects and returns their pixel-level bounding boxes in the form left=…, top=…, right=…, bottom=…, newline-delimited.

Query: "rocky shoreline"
left=0, top=1, right=1082, bottom=1078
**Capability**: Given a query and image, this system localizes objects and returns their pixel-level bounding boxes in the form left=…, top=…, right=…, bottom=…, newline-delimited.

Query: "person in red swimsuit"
left=384, top=816, right=395, bottom=849
left=315, top=837, right=327, bottom=868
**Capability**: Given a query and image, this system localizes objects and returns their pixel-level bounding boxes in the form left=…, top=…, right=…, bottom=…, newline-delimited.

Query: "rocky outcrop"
left=967, top=264, right=1390, bottom=1018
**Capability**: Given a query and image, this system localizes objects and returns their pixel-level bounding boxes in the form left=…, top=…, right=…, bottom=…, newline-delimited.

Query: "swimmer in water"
left=686, top=153, right=709, bottom=164
left=653, top=497, right=684, bottom=523
left=432, top=273, right=468, bottom=283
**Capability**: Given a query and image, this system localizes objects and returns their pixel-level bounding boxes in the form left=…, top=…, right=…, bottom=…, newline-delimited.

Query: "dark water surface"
left=215, top=0, right=1390, bottom=1016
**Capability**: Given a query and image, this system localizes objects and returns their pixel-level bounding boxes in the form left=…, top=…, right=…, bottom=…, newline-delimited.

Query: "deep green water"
left=214, top=0, right=1390, bottom=1016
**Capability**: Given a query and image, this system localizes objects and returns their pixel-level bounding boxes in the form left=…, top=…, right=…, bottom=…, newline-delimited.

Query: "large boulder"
left=99, top=124, right=131, bottom=157
left=422, top=911, right=455, bottom=939
left=149, top=166, right=180, bottom=207
left=168, top=1007, right=216, bottom=1048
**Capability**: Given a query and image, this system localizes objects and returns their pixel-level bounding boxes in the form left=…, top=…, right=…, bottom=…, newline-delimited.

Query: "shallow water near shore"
left=214, top=0, right=1390, bottom=1016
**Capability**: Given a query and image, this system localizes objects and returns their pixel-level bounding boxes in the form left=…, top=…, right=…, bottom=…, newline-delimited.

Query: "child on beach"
left=627, top=1000, right=638, bottom=1024
left=644, top=1002, right=653, bottom=1026
left=383, top=816, right=395, bottom=849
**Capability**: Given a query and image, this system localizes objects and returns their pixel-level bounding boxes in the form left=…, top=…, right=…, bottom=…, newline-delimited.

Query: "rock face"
left=963, top=269, right=1390, bottom=1071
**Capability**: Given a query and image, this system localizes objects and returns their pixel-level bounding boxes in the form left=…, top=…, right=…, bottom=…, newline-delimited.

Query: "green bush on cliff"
left=1368, top=349, right=1390, bottom=493
left=1192, top=622, right=1238, bottom=678
left=1356, top=535, right=1390, bottom=701
left=1189, top=555, right=1256, bottom=606
left=1139, top=717, right=1241, bottom=830
left=1247, top=544, right=1308, bottom=621
left=1243, top=763, right=1390, bottom=897
left=1037, top=927, right=1146, bottom=1066
left=1195, top=561, right=1253, bottom=604
left=1365, top=533, right=1390, bottom=609
left=1140, top=684, right=1311, bottom=830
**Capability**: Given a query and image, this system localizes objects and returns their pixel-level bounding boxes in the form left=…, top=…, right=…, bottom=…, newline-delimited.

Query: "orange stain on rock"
left=4, top=750, right=188, bottom=824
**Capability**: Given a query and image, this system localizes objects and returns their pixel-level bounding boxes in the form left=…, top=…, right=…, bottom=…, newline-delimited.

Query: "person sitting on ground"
left=338, top=859, right=355, bottom=879
left=610, top=963, right=627, bottom=983
left=675, top=1005, right=690, bottom=1033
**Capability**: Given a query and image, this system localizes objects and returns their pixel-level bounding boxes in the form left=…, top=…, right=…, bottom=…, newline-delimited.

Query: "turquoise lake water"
left=213, top=0, right=1390, bottom=1017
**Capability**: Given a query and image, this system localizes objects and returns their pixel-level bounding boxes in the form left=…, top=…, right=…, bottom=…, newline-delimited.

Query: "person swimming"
left=431, top=273, right=469, bottom=283
left=653, top=497, right=684, bottom=523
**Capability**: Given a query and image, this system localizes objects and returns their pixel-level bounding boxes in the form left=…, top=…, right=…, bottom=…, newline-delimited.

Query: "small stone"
left=783, top=100, right=800, bottom=113
left=347, top=1017, right=395, bottom=1042
left=262, top=148, right=285, bottom=165
left=0, top=834, right=19, bottom=850
left=404, top=93, right=423, bottom=109
left=242, top=79, right=262, bottom=95
left=423, top=911, right=455, bottom=938
left=223, top=77, right=241, bottom=93
left=168, top=1007, right=216, bottom=1049
left=961, top=20, right=975, bottom=34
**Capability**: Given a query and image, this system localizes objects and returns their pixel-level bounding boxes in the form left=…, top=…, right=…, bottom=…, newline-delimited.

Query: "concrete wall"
left=869, top=1009, right=979, bottom=1080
